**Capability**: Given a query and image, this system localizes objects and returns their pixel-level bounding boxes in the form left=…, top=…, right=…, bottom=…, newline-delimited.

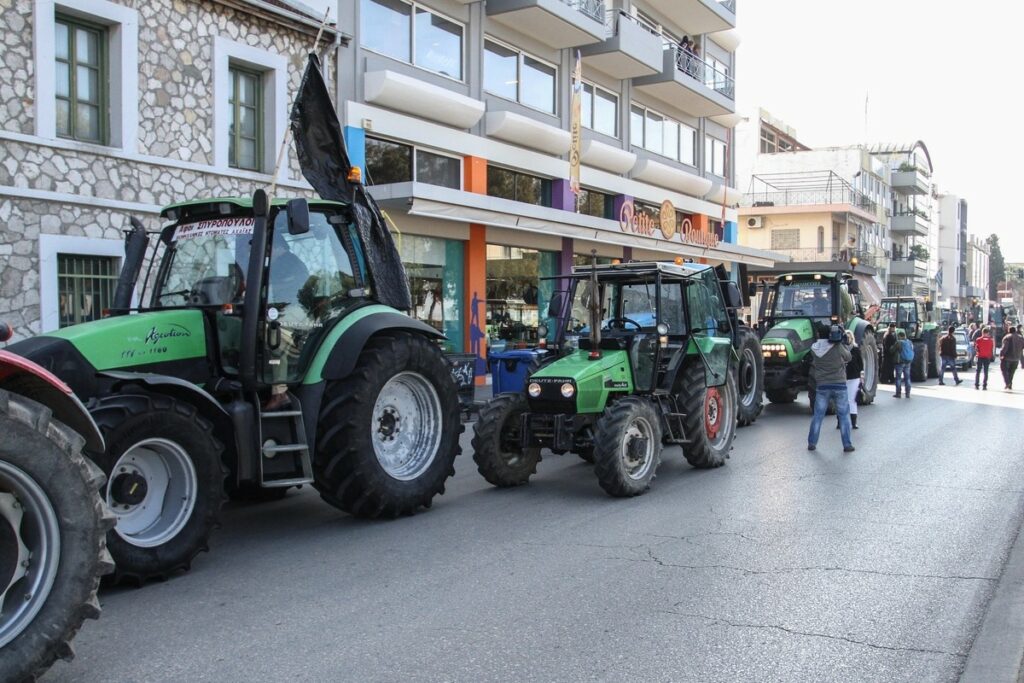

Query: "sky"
left=737, top=0, right=1024, bottom=261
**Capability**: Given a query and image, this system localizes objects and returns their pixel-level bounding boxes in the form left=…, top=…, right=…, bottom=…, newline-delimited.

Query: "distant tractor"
left=6, top=190, right=463, bottom=583
left=877, top=296, right=939, bottom=381
left=753, top=272, right=879, bottom=406
left=472, top=260, right=761, bottom=498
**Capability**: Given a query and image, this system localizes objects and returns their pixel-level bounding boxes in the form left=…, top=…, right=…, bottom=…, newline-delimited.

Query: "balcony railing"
left=773, top=248, right=876, bottom=268
left=669, top=45, right=735, bottom=99
left=741, top=187, right=877, bottom=214
left=605, top=8, right=661, bottom=38
left=561, top=0, right=605, bottom=23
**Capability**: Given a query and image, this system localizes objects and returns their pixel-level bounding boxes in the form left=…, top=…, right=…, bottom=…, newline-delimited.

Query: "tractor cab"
left=877, top=296, right=932, bottom=339
left=758, top=272, right=857, bottom=331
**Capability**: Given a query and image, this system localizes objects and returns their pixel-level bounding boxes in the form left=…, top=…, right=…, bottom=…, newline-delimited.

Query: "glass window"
left=485, top=246, right=558, bottom=348
left=366, top=137, right=413, bottom=184
left=229, top=65, right=262, bottom=171
left=483, top=40, right=517, bottom=101
left=487, top=167, right=550, bottom=206
left=705, top=135, right=726, bottom=176
left=416, top=150, right=460, bottom=189
left=55, top=16, right=107, bottom=144
left=360, top=0, right=411, bottom=63
left=580, top=85, right=594, bottom=130
left=577, top=188, right=612, bottom=219
left=629, top=105, right=644, bottom=148
left=58, top=254, right=118, bottom=327
left=414, top=7, right=462, bottom=79
left=485, top=40, right=556, bottom=114
left=644, top=111, right=663, bottom=155
left=680, top=124, right=696, bottom=165
left=402, top=235, right=464, bottom=349
left=663, top=121, right=679, bottom=161
left=521, top=55, right=556, bottom=114
left=582, top=83, right=617, bottom=138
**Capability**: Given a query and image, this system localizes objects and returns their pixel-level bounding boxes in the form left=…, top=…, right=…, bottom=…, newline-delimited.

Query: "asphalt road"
left=45, top=378, right=1024, bottom=683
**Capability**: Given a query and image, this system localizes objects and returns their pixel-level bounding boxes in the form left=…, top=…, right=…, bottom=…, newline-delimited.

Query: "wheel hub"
left=377, top=407, right=401, bottom=442
left=0, top=497, right=23, bottom=602
left=110, top=471, right=149, bottom=507
left=371, top=372, right=443, bottom=481
left=621, top=418, right=655, bottom=480
left=705, top=387, right=722, bottom=439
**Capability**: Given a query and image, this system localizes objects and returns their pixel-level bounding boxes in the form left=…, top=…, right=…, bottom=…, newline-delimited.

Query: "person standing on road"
left=975, top=326, right=995, bottom=390
left=893, top=330, right=914, bottom=398
left=967, top=322, right=980, bottom=367
left=839, top=329, right=862, bottom=430
left=808, top=323, right=854, bottom=453
left=938, top=326, right=964, bottom=386
left=999, top=326, right=1024, bottom=390
left=881, top=322, right=898, bottom=384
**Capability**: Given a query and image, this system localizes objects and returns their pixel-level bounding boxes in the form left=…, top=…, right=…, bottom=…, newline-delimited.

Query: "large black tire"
left=679, top=363, right=737, bottom=469
left=592, top=396, right=663, bottom=497
left=924, top=331, right=939, bottom=379
left=89, top=393, right=226, bottom=585
left=857, top=331, right=879, bottom=405
left=225, top=482, right=289, bottom=503
left=766, top=387, right=798, bottom=404
left=314, top=332, right=462, bottom=518
left=0, top=390, right=114, bottom=683
left=911, top=342, right=928, bottom=382
left=735, top=326, right=764, bottom=427
left=471, top=393, right=541, bottom=487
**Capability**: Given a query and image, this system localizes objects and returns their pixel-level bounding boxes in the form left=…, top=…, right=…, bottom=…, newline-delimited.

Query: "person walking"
left=975, top=326, right=995, bottom=390
left=999, top=326, right=1024, bottom=390
left=893, top=330, right=914, bottom=398
left=881, top=322, right=898, bottom=383
left=967, top=322, right=979, bottom=367
left=938, top=326, right=964, bottom=386
left=837, top=329, right=863, bottom=430
left=808, top=323, right=854, bottom=453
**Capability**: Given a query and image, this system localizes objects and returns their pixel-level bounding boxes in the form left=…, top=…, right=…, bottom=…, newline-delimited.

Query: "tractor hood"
left=530, top=349, right=632, bottom=414
left=762, top=318, right=816, bottom=361
left=7, top=310, right=209, bottom=400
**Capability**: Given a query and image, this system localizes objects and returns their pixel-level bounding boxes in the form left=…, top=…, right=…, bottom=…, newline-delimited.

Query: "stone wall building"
left=0, top=0, right=339, bottom=339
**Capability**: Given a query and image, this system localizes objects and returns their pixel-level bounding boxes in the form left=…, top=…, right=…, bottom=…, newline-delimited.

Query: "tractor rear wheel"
left=679, top=363, right=737, bottom=469
left=911, top=342, right=928, bottom=382
left=472, top=393, right=541, bottom=487
left=735, top=326, right=764, bottom=426
left=766, top=387, right=798, bottom=404
left=857, top=331, right=879, bottom=405
left=314, top=332, right=461, bottom=518
left=0, top=391, right=114, bottom=683
left=89, top=394, right=225, bottom=584
left=592, top=396, right=662, bottom=497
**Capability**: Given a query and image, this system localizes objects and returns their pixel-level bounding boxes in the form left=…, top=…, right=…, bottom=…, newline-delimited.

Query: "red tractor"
left=0, top=321, right=113, bottom=682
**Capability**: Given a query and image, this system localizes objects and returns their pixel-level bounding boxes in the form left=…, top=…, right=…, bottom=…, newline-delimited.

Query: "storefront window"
left=487, top=167, right=551, bottom=207
left=577, top=189, right=613, bottom=219
left=485, top=246, right=558, bottom=349
left=416, top=150, right=460, bottom=189
left=400, top=235, right=464, bottom=351
left=573, top=254, right=615, bottom=267
left=366, top=137, right=412, bottom=184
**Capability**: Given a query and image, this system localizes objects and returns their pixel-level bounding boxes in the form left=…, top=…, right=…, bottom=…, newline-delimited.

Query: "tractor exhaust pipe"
left=240, top=189, right=270, bottom=393
left=588, top=250, right=601, bottom=360
left=112, top=217, right=149, bottom=313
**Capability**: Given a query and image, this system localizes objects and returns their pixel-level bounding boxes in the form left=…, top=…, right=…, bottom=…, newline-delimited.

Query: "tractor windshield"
left=564, top=277, right=685, bottom=335
left=878, top=300, right=918, bottom=325
left=771, top=279, right=834, bottom=320
left=154, top=218, right=253, bottom=307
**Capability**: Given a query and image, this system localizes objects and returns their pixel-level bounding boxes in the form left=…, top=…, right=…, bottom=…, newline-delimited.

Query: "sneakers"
left=807, top=444, right=816, bottom=451
left=893, top=394, right=901, bottom=399
left=843, top=445, right=856, bottom=453
left=938, top=381, right=946, bottom=386
left=956, top=379, right=963, bottom=385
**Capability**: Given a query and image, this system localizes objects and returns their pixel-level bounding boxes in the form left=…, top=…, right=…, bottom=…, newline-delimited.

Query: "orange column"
left=464, top=156, right=488, bottom=384
left=691, top=214, right=710, bottom=264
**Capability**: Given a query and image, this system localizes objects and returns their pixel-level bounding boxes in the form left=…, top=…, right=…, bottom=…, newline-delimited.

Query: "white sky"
left=737, top=0, right=1024, bottom=261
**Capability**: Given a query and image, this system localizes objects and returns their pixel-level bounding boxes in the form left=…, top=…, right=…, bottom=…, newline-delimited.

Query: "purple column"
left=551, top=179, right=576, bottom=212
left=613, top=194, right=633, bottom=222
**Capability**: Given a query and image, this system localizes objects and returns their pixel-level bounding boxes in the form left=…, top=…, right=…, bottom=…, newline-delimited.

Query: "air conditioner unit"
left=746, top=216, right=764, bottom=229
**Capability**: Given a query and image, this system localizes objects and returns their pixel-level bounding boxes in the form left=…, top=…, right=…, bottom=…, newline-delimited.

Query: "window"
left=630, top=103, right=697, bottom=166
left=705, top=135, right=726, bottom=176
left=704, top=56, right=730, bottom=94
left=484, top=39, right=556, bottom=115
left=228, top=65, right=263, bottom=171
left=360, top=0, right=464, bottom=80
left=487, top=167, right=551, bottom=206
left=581, top=83, right=618, bottom=138
left=577, top=188, right=613, bottom=219
left=55, top=15, right=107, bottom=144
left=416, top=150, right=460, bottom=189
left=58, top=254, right=118, bottom=327
left=629, top=105, right=644, bottom=148
left=366, top=137, right=462, bottom=189
left=770, top=229, right=800, bottom=250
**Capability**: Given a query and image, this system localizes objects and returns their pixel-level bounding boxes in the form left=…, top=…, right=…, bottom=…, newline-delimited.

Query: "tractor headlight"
left=560, top=382, right=575, bottom=398
left=528, top=382, right=542, bottom=398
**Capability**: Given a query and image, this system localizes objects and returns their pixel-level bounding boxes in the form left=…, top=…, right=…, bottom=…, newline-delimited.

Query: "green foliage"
left=988, top=234, right=1005, bottom=300
left=909, top=244, right=929, bottom=261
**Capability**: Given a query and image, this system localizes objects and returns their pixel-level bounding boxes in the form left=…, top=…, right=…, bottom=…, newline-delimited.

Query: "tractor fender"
left=320, top=312, right=445, bottom=381
left=0, top=349, right=105, bottom=451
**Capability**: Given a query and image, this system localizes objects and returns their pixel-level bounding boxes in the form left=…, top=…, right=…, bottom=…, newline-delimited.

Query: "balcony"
left=890, top=211, right=929, bottom=236
left=633, top=46, right=735, bottom=118
left=740, top=171, right=879, bottom=222
left=891, top=167, right=930, bottom=195
left=641, top=0, right=736, bottom=34
left=486, top=0, right=606, bottom=49
left=580, top=10, right=664, bottom=79
left=889, top=257, right=928, bottom=278
left=771, top=248, right=877, bottom=270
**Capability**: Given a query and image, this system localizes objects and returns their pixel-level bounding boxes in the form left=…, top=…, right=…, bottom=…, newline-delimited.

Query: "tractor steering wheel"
left=605, top=317, right=643, bottom=331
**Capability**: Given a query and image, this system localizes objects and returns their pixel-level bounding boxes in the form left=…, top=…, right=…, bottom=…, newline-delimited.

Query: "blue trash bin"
left=488, top=349, right=538, bottom=396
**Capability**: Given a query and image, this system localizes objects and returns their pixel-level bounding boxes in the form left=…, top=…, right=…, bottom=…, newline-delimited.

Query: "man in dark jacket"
left=938, top=326, right=963, bottom=386
left=880, top=322, right=898, bottom=383
left=808, top=323, right=854, bottom=453
left=1000, top=326, right=1024, bottom=390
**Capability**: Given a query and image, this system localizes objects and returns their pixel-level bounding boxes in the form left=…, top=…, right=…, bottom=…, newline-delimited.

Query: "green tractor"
left=472, top=260, right=761, bottom=497
left=6, top=190, right=463, bottom=583
left=877, top=296, right=939, bottom=381
left=754, top=272, right=879, bottom=406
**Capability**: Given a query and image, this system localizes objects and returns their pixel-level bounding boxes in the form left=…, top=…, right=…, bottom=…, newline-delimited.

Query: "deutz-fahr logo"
left=144, top=324, right=192, bottom=346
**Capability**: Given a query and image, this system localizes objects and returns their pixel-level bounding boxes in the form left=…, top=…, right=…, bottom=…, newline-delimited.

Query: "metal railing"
left=562, top=0, right=605, bottom=23
left=605, top=8, right=661, bottom=38
left=772, top=248, right=876, bottom=268
left=741, top=187, right=877, bottom=213
left=670, top=45, right=735, bottom=99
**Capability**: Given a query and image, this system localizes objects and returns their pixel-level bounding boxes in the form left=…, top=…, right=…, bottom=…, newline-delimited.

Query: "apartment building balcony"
left=485, top=0, right=607, bottom=49
left=580, top=10, right=664, bottom=79
left=889, top=256, right=928, bottom=278
left=633, top=46, right=735, bottom=118
left=643, top=0, right=736, bottom=34
left=769, top=247, right=878, bottom=271
left=890, top=211, right=929, bottom=237
left=891, top=167, right=930, bottom=195
left=739, top=171, right=878, bottom=223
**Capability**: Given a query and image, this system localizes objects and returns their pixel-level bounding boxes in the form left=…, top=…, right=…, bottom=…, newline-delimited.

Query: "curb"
left=961, top=500, right=1024, bottom=682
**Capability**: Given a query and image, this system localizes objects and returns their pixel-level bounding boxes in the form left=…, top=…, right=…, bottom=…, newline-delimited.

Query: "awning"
left=854, top=274, right=884, bottom=305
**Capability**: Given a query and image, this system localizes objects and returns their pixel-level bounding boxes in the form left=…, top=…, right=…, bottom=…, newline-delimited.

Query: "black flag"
left=290, top=53, right=412, bottom=311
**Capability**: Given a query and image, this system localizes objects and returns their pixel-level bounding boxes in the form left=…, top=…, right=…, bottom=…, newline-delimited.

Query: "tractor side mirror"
left=286, top=198, right=310, bottom=235
left=724, top=282, right=743, bottom=309
left=547, top=292, right=564, bottom=318
left=846, top=279, right=860, bottom=296
left=925, top=301, right=934, bottom=312
left=0, top=321, right=11, bottom=343
left=747, top=282, right=758, bottom=297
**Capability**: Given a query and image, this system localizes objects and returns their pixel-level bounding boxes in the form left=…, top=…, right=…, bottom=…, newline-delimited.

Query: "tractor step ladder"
left=258, top=393, right=313, bottom=488
left=655, top=393, right=688, bottom=445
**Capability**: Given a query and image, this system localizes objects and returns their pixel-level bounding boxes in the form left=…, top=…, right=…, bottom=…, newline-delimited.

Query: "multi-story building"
left=2, top=0, right=774, bottom=378
left=965, top=235, right=990, bottom=321
left=934, top=191, right=969, bottom=315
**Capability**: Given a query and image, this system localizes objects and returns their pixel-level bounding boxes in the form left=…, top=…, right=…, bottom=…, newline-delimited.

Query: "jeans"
left=894, top=363, right=911, bottom=396
left=939, top=357, right=960, bottom=384
left=968, top=343, right=976, bottom=366
left=1001, top=359, right=1019, bottom=388
left=845, top=378, right=860, bottom=415
left=809, top=384, right=852, bottom=448
left=976, top=359, right=991, bottom=388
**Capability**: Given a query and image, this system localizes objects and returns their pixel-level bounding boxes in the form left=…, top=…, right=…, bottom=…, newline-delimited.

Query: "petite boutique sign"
left=618, top=199, right=720, bottom=249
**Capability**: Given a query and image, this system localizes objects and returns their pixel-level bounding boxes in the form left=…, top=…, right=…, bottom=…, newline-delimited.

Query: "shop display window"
left=400, top=235, right=464, bottom=351
left=485, top=245, right=557, bottom=350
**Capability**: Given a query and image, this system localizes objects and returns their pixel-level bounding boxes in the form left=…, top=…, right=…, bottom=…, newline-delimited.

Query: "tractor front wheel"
left=314, top=332, right=461, bottom=518
left=911, top=341, right=929, bottom=382
left=765, top=387, right=798, bottom=404
left=858, top=331, right=879, bottom=405
left=679, top=364, right=737, bottom=469
left=735, top=326, right=764, bottom=427
left=592, top=396, right=663, bottom=497
left=472, top=393, right=541, bottom=487
left=89, top=394, right=225, bottom=584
